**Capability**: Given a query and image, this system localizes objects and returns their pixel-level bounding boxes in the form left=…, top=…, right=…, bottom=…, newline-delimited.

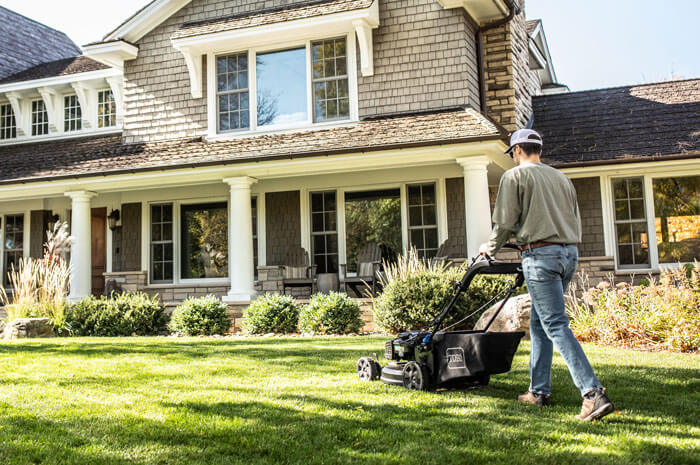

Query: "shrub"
left=65, top=292, right=167, bottom=336
left=372, top=249, right=522, bottom=333
left=243, top=294, right=299, bottom=334
left=567, top=263, right=700, bottom=352
left=169, top=295, right=230, bottom=336
left=299, top=292, right=363, bottom=334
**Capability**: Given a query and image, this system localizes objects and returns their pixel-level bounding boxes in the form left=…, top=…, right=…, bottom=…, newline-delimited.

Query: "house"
left=0, top=0, right=697, bottom=309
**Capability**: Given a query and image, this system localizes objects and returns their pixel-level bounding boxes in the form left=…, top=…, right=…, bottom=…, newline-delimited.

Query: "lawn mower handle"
left=422, top=244, right=524, bottom=342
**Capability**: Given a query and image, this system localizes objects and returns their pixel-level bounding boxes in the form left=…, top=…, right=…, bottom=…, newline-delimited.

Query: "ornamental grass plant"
left=567, top=263, right=700, bottom=352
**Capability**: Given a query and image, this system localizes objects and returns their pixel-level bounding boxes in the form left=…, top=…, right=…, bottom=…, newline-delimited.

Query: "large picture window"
left=311, top=191, right=338, bottom=274
left=612, top=177, right=649, bottom=267
left=150, top=204, right=173, bottom=283
left=217, top=53, right=250, bottom=132
left=653, top=176, right=699, bottom=264
left=3, top=214, right=24, bottom=287
left=215, top=36, right=351, bottom=134
left=407, top=183, right=439, bottom=258
left=0, top=103, right=17, bottom=140
left=31, top=100, right=49, bottom=136
left=180, top=203, right=228, bottom=279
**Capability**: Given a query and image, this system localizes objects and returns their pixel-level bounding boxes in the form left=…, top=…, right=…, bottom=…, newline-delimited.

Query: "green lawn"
left=0, top=337, right=697, bottom=465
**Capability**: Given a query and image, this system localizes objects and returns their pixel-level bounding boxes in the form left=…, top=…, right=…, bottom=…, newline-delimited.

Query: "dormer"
left=0, top=56, right=124, bottom=145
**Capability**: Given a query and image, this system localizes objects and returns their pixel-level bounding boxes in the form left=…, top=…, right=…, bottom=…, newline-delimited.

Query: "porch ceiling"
left=0, top=106, right=506, bottom=189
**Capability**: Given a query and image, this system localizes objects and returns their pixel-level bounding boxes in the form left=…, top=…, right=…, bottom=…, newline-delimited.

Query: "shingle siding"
left=123, top=0, right=482, bottom=143
left=445, top=177, right=466, bottom=247
left=29, top=210, right=51, bottom=259
left=265, top=190, right=301, bottom=265
left=112, top=203, right=142, bottom=272
left=572, top=177, right=605, bottom=257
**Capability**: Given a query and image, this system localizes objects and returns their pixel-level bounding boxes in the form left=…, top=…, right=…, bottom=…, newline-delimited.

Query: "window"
left=312, top=38, right=349, bottom=122
left=3, top=214, right=24, bottom=287
left=214, top=37, right=351, bottom=133
left=64, top=95, right=82, bottom=132
left=612, top=178, right=649, bottom=267
left=98, top=90, right=116, bottom=128
left=0, top=103, right=17, bottom=139
left=407, top=183, right=439, bottom=258
left=31, top=99, right=49, bottom=136
left=216, top=53, right=250, bottom=132
left=257, top=47, right=307, bottom=126
left=311, top=192, right=338, bottom=274
left=150, top=204, right=173, bottom=283
left=653, top=176, right=699, bottom=263
left=344, top=189, right=401, bottom=273
left=252, top=197, right=258, bottom=274
left=180, top=203, right=228, bottom=279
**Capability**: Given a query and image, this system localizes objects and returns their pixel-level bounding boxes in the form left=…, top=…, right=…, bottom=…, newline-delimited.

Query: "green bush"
left=568, top=264, right=700, bottom=352
left=372, top=250, right=522, bottom=333
left=299, top=292, right=363, bottom=334
left=168, top=295, right=230, bottom=336
left=243, top=294, right=300, bottom=334
left=65, top=292, right=166, bottom=336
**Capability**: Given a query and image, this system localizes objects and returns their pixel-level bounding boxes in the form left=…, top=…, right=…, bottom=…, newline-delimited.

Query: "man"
left=479, top=129, right=615, bottom=422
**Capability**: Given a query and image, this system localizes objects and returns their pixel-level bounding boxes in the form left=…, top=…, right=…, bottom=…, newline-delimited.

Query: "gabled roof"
left=533, top=79, right=700, bottom=167
left=0, top=107, right=504, bottom=185
left=173, top=0, right=374, bottom=39
left=0, top=56, right=109, bottom=85
left=0, top=6, right=81, bottom=80
left=525, top=19, right=540, bottom=36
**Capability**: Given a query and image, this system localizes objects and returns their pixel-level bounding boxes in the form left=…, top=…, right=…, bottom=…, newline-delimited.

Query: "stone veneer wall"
left=112, top=203, right=142, bottom=272
left=265, top=190, right=301, bottom=265
left=122, top=0, right=482, bottom=143
left=483, top=0, right=541, bottom=132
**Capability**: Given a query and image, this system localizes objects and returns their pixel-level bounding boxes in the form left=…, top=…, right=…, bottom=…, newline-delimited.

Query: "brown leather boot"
left=517, top=391, right=551, bottom=406
left=576, top=388, right=615, bottom=421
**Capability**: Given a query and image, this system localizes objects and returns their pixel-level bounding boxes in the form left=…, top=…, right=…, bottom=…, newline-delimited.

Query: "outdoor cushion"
left=284, top=266, right=308, bottom=279
left=357, top=262, right=376, bottom=278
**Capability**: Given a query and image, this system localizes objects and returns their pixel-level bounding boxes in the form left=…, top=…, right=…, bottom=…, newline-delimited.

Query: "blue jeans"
left=522, top=244, right=601, bottom=397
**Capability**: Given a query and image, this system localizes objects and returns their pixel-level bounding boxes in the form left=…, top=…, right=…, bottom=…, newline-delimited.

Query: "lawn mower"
left=357, top=244, right=525, bottom=391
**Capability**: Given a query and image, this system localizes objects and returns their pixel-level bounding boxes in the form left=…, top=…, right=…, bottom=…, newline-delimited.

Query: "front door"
left=91, top=208, right=107, bottom=296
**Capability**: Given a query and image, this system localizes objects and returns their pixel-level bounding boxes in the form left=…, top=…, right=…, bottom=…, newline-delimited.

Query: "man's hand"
left=478, top=243, right=490, bottom=256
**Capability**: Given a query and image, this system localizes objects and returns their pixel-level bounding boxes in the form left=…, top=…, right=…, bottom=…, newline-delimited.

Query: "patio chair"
left=340, top=242, right=382, bottom=297
left=430, top=235, right=467, bottom=267
left=279, top=246, right=316, bottom=295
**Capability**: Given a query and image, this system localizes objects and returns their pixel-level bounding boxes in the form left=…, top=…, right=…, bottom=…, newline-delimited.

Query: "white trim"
left=399, top=184, right=409, bottom=254
left=103, top=0, right=192, bottom=43
left=82, top=41, right=139, bottom=70
left=0, top=68, right=122, bottom=94
left=300, top=187, right=311, bottom=255
left=436, top=0, right=510, bottom=24
left=0, top=127, right=122, bottom=147
left=436, top=177, right=449, bottom=245
left=256, top=193, right=266, bottom=267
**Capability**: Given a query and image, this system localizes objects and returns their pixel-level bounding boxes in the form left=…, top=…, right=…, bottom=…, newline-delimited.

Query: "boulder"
left=475, top=294, right=531, bottom=339
left=2, top=318, right=55, bottom=339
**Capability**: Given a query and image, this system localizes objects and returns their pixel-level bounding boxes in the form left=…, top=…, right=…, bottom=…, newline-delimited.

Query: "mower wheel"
left=402, top=361, right=430, bottom=391
left=357, top=357, right=381, bottom=381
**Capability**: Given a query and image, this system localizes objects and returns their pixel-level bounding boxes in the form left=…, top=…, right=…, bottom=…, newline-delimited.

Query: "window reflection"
left=180, top=203, right=228, bottom=279
left=256, top=47, right=307, bottom=126
left=653, top=176, right=699, bottom=263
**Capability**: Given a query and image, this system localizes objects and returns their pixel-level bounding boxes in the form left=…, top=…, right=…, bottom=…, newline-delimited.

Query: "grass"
left=0, top=337, right=697, bottom=465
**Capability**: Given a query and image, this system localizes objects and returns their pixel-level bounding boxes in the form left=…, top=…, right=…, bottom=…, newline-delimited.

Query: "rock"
left=2, top=318, right=55, bottom=339
left=475, top=294, right=531, bottom=339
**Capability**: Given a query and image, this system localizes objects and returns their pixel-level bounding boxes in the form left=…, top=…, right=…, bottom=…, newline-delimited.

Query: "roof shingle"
left=173, top=0, right=374, bottom=40
left=533, top=79, right=700, bottom=167
left=0, top=56, right=109, bottom=85
left=0, top=107, right=503, bottom=185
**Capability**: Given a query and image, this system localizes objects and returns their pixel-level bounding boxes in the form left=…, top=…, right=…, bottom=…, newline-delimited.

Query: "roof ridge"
left=534, top=77, right=700, bottom=99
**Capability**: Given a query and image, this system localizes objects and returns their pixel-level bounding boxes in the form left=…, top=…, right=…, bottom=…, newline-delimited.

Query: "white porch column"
left=457, top=156, right=493, bottom=258
left=65, top=191, right=96, bottom=301
left=223, top=176, right=258, bottom=303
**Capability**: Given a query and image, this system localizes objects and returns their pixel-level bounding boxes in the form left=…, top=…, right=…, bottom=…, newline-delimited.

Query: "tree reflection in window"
left=653, top=176, right=699, bottom=263
left=181, top=203, right=228, bottom=279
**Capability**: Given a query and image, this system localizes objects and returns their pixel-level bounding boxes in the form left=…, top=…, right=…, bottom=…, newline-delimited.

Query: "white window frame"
left=31, top=99, right=49, bottom=136
left=97, top=89, right=117, bottom=128
left=598, top=163, right=700, bottom=272
left=0, top=102, right=17, bottom=140
left=206, top=32, right=359, bottom=140
left=0, top=212, right=30, bottom=288
left=63, top=94, right=82, bottom=132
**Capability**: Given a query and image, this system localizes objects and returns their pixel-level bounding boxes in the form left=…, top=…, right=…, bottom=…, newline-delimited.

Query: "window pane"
left=4, top=215, right=24, bottom=287
left=256, top=47, right=307, bottom=126
left=617, top=244, right=633, bottom=266
left=653, top=176, right=700, bottom=263
left=613, top=177, right=649, bottom=267
left=181, top=203, right=228, bottom=279
left=150, top=205, right=173, bottom=283
left=312, top=38, right=350, bottom=123
left=310, top=191, right=338, bottom=273
left=423, top=205, right=436, bottom=225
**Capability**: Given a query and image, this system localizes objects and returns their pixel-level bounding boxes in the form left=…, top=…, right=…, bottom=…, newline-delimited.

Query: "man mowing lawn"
left=479, top=129, right=615, bottom=422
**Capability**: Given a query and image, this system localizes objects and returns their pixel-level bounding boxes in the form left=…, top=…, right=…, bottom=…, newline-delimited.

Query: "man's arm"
left=480, top=171, right=521, bottom=256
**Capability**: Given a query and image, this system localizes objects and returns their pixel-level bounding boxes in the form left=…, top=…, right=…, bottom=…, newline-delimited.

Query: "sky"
left=1, top=0, right=699, bottom=92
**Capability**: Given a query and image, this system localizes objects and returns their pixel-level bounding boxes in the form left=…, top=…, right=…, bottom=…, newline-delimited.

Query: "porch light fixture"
left=108, top=209, right=121, bottom=230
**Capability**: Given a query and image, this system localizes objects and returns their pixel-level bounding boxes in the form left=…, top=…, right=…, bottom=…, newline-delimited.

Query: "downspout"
left=468, top=0, right=520, bottom=117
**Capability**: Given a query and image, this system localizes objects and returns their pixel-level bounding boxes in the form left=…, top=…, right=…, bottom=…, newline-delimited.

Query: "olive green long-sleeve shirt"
left=485, top=161, right=582, bottom=256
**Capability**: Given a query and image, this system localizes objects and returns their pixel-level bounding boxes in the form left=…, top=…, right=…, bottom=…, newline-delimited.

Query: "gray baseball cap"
left=505, top=129, right=543, bottom=154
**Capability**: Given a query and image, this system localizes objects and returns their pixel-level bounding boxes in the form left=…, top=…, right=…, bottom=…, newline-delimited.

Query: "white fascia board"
left=436, top=0, right=509, bottom=23
left=530, top=23, right=558, bottom=84
left=0, top=139, right=506, bottom=201
left=561, top=158, right=700, bottom=179
left=82, top=41, right=139, bottom=70
left=0, top=68, right=122, bottom=94
left=528, top=40, right=547, bottom=70
left=104, top=0, right=192, bottom=43
left=172, top=3, right=379, bottom=98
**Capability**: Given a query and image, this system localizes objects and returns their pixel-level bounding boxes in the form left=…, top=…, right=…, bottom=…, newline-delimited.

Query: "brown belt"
left=519, top=241, right=567, bottom=251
